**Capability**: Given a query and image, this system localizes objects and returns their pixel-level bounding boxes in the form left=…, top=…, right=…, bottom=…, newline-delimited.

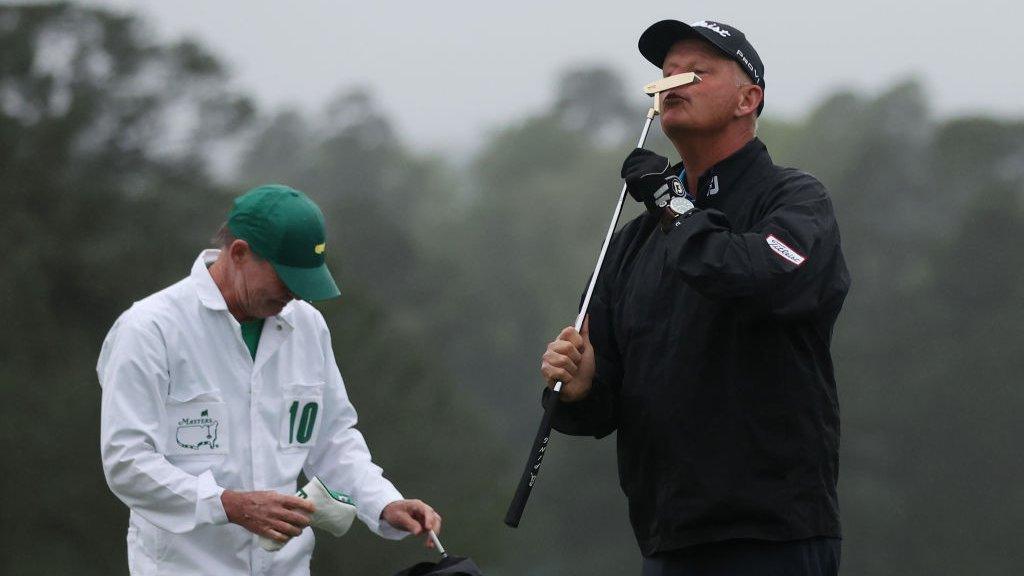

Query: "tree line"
left=2, top=4, right=1022, bottom=575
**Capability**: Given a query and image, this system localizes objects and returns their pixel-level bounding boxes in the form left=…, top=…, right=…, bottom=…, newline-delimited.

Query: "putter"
left=504, top=72, right=701, bottom=528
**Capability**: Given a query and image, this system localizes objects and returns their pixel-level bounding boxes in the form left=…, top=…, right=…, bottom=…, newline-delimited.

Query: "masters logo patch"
left=176, top=409, right=220, bottom=450
left=166, top=401, right=229, bottom=455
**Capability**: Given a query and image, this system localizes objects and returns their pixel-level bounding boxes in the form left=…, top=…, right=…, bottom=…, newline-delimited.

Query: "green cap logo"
left=227, top=184, right=341, bottom=301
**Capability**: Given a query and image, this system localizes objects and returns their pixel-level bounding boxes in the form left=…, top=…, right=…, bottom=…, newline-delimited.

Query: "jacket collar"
left=674, top=137, right=771, bottom=203
left=190, top=250, right=295, bottom=326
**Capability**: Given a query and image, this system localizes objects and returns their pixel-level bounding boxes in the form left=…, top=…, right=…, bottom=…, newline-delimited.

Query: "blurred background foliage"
left=2, top=3, right=1022, bottom=575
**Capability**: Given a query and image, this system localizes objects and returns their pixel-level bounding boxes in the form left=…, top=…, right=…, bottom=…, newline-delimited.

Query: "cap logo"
left=735, top=49, right=761, bottom=83
left=314, top=243, right=326, bottom=255
left=692, top=20, right=731, bottom=37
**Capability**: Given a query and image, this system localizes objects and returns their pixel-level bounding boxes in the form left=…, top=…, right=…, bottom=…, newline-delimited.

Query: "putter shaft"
left=569, top=106, right=658, bottom=339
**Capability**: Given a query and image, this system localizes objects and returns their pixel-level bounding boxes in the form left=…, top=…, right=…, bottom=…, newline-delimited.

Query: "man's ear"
left=735, top=84, right=763, bottom=117
left=228, top=239, right=252, bottom=263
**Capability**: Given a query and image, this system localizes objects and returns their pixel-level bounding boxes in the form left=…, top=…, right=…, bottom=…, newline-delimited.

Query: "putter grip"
left=504, top=388, right=561, bottom=527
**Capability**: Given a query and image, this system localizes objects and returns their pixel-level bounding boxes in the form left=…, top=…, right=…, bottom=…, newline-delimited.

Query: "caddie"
left=539, top=20, right=851, bottom=576
left=99, top=184, right=441, bottom=575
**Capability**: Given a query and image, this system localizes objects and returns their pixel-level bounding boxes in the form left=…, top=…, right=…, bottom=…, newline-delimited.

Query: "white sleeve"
left=97, top=309, right=228, bottom=534
left=302, top=319, right=406, bottom=540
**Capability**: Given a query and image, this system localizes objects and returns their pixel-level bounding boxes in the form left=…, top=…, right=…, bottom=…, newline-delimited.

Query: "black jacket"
left=551, top=138, right=850, bottom=556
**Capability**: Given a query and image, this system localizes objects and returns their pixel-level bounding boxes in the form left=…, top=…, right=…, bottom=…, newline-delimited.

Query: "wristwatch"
left=653, top=176, right=695, bottom=217
left=668, top=194, right=694, bottom=216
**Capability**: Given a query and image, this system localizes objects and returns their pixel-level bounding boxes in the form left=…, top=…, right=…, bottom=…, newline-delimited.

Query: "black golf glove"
left=621, top=148, right=673, bottom=205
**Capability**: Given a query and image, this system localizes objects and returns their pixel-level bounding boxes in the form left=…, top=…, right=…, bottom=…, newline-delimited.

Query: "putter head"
left=644, top=72, right=700, bottom=116
left=643, top=72, right=701, bottom=96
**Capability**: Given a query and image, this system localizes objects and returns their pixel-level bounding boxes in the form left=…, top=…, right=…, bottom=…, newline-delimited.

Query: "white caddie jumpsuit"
left=98, top=250, right=406, bottom=576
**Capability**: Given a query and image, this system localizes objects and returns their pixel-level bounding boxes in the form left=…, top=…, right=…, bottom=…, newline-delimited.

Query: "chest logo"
left=707, top=175, right=720, bottom=196
left=175, top=409, right=220, bottom=450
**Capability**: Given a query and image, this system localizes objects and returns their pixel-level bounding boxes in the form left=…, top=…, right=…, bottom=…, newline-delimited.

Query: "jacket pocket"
left=165, top=385, right=229, bottom=466
left=127, top=518, right=167, bottom=574
left=168, top=379, right=222, bottom=404
left=126, top=524, right=149, bottom=575
left=279, top=382, right=324, bottom=450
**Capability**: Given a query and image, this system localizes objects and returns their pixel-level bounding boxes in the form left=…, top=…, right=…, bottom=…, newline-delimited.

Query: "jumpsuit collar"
left=190, top=249, right=295, bottom=326
left=674, top=137, right=772, bottom=204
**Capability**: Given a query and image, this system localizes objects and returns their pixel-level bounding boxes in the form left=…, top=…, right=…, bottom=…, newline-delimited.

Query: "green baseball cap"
left=227, top=184, right=340, bottom=301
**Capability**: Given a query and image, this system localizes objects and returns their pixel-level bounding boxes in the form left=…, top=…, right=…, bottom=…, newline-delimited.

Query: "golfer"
left=540, top=20, right=850, bottom=575
left=99, top=185, right=441, bottom=575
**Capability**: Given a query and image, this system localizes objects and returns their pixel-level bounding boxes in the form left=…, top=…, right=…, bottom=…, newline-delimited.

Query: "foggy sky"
left=87, top=0, right=1020, bottom=152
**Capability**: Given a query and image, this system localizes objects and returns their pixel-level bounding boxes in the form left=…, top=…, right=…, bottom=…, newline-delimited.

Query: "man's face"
left=231, top=242, right=295, bottom=319
left=659, top=38, right=752, bottom=136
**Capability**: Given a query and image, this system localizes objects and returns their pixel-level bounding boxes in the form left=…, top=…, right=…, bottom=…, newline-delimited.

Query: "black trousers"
left=641, top=537, right=841, bottom=576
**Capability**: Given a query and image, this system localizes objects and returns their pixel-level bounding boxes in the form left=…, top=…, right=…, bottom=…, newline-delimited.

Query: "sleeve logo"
left=766, top=234, right=806, bottom=266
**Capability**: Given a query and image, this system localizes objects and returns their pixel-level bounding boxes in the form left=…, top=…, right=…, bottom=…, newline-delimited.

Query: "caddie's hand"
left=621, top=147, right=673, bottom=204
left=221, top=490, right=314, bottom=544
left=382, top=499, right=443, bottom=548
left=540, top=316, right=595, bottom=403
